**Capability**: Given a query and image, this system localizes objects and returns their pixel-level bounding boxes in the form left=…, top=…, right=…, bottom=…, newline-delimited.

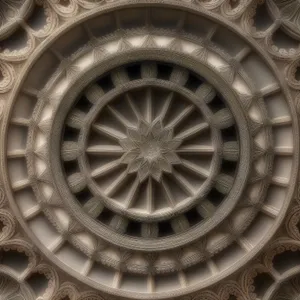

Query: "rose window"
left=0, top=2, right=300, bottom=300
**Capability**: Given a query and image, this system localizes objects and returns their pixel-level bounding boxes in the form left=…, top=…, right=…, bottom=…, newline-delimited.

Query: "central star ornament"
left=119, top=119, right=182, bottom=182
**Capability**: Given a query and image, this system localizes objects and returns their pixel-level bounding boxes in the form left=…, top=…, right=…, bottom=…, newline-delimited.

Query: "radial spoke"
left=178, top=271, right=187, bottom=288
left=261, top=83, right=280, bottom=97
left=271, top=116, right=292, bottom=126
left=159, top=92, right=174, bottom=121
left=170, top=67, right=189, bottom=86
left=50, top=47, right=64, bottom=61
left=111, top=68, right=130, bottom=86
left=114, top=11, right=122, bottom=29
left=22, top=87, right=39, bottom=97
left=82, top=259, right=94, bottom=276
left=181, top=159, right=210, bottom=178
left=141, top=62, right=157, bottom=79
left=171, top=215, right=189, bottom=233
left=113, top=271, right=122, bottom=288
left=110, top=215, right=128, bottom=233
left=91, top=159, right=121, bottom=178
left=124, top=176, right=140, bottom=208
left=141, top=223, right=158, bottom=238
left=271, top=176, right=289, bottom=187
left=7, top=149, right=26, bottom=158
left=147, top=275, right=155, bottom=293
left=176, top=122, right=209, bottom=140
left=23, top=205, right=41, bottom=220
left=167, top=104, right=194, bottom=128
left=66, top=110, right=86, bottom=129
left=86, top=145, right=125, bottom=155
left=261, top=204, right=279, bottom=218
left=206, top=24, right=218, bottom=40
left=126, top=93, right=143, bottom=121
left=48, top=236, right=65, bottom=253
left=105, top=170, right=128, bottom=197
left=213, top=108, right=234, bottom=129
left=161, top=179, right=176, bottom=208
left=11, top=117, right=30, bottom=126
left=82, top=22, right=94, bottom=39
left=145, top=87, right=153, bottom=123
left=172, top=170, right=195, bottom=196
left=235, top=46, right=251, bottom=62
left=83, top=197, right=104, bottom=219
left=207, top=259, right=219, bottom=275
left=176, top=145, right=214, bottom=154
left=93, top=124, right=126, bottom=140
left=238, top=237, right=254, bottom=252
left=107, top=105, right=133, bottom=128
left=197, top=200, right=216, bottom=219
left=84, top=84, right=104, bottom=104
left=215, top=174, right=234, bottom=195
left=12, top=179, right=30, bottom=191
left=176, top=12, right=187, bottom=31
left=146, top=177, right=154, bottom=213
left=274, top=146, right=293, bottom=155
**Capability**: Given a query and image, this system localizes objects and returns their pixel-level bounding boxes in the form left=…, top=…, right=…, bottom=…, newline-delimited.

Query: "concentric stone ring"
left=45, top=49, right=251, bottom=251
left=75, top=75, right=223, bottom=222
left=1, top=2, right=298, bottom=299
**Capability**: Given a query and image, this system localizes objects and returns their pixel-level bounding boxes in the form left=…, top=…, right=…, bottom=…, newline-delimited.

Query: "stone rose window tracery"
left=0, top=1, right=300, bottom=300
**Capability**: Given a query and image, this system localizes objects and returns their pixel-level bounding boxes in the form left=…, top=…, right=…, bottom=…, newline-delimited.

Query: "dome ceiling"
left=0, top=0, right=300, bottom=299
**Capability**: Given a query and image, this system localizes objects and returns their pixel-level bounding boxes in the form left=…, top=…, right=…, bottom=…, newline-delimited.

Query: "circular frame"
left=48, top=50, right=251, bottom=250
left=1, top=1, right=298, bottom=299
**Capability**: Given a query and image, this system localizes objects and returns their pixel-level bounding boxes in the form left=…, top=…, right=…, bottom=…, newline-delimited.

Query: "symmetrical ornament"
left=119, top=118, right=183, bottom=183
left=1, top=0, right=300, bottom=299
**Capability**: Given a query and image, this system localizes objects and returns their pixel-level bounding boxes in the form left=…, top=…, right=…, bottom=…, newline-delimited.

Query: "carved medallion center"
left=119, top=119, right=182, bottom=182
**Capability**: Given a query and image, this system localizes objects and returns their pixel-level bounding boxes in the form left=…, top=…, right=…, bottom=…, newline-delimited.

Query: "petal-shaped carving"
left=127, top=127, right=142, bottom=142
left=29, top=2, right=59, bottom=38
left=121, top=149, right=139, bottom=163
left=119, top=138, right=137, bottom=151
left=127, top=156, right=143, bottom=173
left=158, top=157, right=172, bottom=173
left=0, top=210, right=15, bottom=242
left=52, top=283, right=79, bottom=300
left=46, top=0, right=79, bottom=18
left=150, top=161, right=162, bottom=181
left=151, top=119, right=163, bottom=138
left=0, top=61, right=14, bottom=93
left=0, top=28, right=35, bottom=62
left=163, top=151, right=181, bottom=164
left=162, top=139, right=182, bottom=151
left=139, top=120, right=151, bottom=136
left=0, top=0, right=34, bottom=40
left=138, top=161, right=150, bottom=182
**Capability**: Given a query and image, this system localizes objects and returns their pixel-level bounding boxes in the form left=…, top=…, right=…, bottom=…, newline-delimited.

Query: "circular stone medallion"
left=2, top=3, right=298, bottom=299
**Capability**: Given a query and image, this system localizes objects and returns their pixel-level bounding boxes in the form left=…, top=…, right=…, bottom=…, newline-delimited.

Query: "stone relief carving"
left=0, top=0, right=300, bottom=299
